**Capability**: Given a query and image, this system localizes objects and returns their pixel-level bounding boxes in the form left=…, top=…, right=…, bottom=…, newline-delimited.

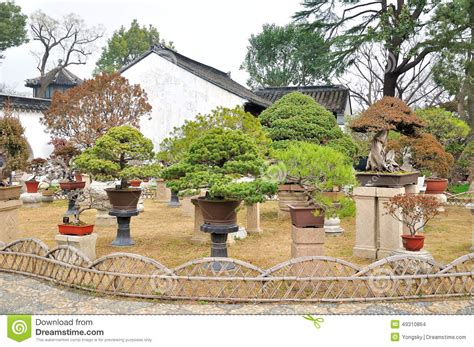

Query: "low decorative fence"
left=1, top=238, right=473, bottom=302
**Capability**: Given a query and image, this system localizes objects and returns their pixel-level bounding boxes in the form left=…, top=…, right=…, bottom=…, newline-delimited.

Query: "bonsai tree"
left=0, top=104, right=29, bottom=185
left=158, top=106, right=271, bottom=164
left=26, top=158, right=47, bottom=181
left=48, top=138, right=81, bottom=181
left=259, top=91, right=359, bottom=160
left=161, top=128, right=277, bottom=205
left=74, top=126, right=155, bottom=189
left=273, top=142, right=356, bottom=213
left=350, top=97, right=425, bottom=172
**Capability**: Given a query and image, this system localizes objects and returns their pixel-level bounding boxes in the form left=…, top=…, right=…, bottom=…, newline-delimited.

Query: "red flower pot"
left=74, top=173, right=83, bottom=182
left=25, top=180, right=40, bottom=193
left=401, top=234, right=425, bottom=251
left=59, top=181, right=86, bottom=190
left=128, top=180, right=142, bottom=187
left=58, top=224, right=94, bottom=236
left=425, top=178, right=448, bottom=194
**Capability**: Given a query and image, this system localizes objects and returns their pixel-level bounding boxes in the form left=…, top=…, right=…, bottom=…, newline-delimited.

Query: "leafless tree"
left=29, top=11, right=104, bottom=98
left=338, top=43, right=450, bottom=111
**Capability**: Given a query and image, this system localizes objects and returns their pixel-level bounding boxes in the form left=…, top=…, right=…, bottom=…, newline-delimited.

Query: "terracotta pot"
left=25, top=180, right=40, bottom=193
left=128, top=179, right=142, bottom=187
left=0, top=186, right=22, bottom=201
left=74, top=173, right=83, bottom=182
left=42, top=189, right=55, bottom=197
left=425, top=178, right=448, bottom=194
left=193, top=197, right=241, bottom=225
left=58, top=224, right=94, bottom=236
left=401, top=234, right=425, bottom=251
left=59, top=181, right=86, bottom=190
left=105, top=188, right=142, bottom=211
left=288, top=204, right=325, bottom=228
left=356, top=172, right=419, bottom=187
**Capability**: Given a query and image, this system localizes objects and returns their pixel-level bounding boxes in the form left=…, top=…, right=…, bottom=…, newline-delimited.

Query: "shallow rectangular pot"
left=288, top=204, right=325, bottom=228
left=356, top=171, right=419, bottom=187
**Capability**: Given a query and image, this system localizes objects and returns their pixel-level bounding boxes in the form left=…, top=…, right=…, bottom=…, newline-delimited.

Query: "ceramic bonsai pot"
left=401, top=234, right=425, bottom=251
left=25, top=180, right=40, bottom=193
left=425, top=178, right=448, bottom=194
left=59, top=181, right=86, bottom=190
left=74, top=172, right=83, bottom=182
left=58, top=223, right=94, bottom=236
left=105, top=188, right=142, bottom=212
left=128, top=179, right=142, bottom=187
left=356, top=171, right=419, bottom=187
left=0, top=185, right=22, bottom=201
left=288, top=204, right=325, bottom=228
left=193, top=197, right=241, bottom=225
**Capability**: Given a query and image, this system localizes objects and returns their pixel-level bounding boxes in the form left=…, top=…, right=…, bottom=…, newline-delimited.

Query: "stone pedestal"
left=324, top=216, right=343, bottom=235
left=354, top=185, right=418, bottom=260
left=95, top=208, right=116, bottom=227
left=0, top=199, right=21, bottom=243
left=467, top=203, right=474, bottom=251
left=190, top=203, right=209, bottom=244
left=390, top=248, right=434, bottom=274
left=19, top=192, right=42, bottom=207
left=155, top=179, right=171, bottom=203
left=55, top=233, right=97, bottom=260
left=181, top=196, right=195, bottom=218
left=228, top=226, right=247, bottom=244
left=291, top=225, right=325, bottom=258
left=246, top=203, right=262, bottom=234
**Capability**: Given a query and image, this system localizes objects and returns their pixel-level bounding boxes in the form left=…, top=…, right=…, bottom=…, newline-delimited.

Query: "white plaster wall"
left=0, top=110, right=53, bottom=159
left=122, top=53, right=247, bottom=149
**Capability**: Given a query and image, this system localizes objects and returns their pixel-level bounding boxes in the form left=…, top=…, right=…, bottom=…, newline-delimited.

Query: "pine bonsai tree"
left=350, top=97, right=425, bottom=172
left=258, top=91, right=358, bottom=159
left=161, top=128, right=277, bottom=205
left=74, top=126, right=155, bottom=189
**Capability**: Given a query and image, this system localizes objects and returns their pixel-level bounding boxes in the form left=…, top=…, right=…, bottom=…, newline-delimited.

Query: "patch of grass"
left=448, top=183, right=469, bottom=194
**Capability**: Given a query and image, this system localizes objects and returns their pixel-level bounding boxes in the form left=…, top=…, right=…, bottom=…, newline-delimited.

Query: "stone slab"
left=291, top=225, right=325, bottom=244
left=55, top=233, right=97, bottom=261
left=291, top=243, right=324, bottom=258
left=0, top=199, right=21, bottom=243
left=20, top=192, right=42, bottom=204
left=246, top=203, right=262, bottom=234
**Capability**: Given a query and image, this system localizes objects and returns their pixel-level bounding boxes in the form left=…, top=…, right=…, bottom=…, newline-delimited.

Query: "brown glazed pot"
left=59, top=181, right=86, bottom=190
left=356, top=172, right=419, bottom=187
left=105, top=188, right=142, bottom=211
left=25, top=180, right=40, bottom=193
left=193, top=197, right=241, bottom=225
left=288, top=204, right=325, bottom=228
left=401, top=234, right=425, bottom=251
left=0, top=186, right=22, bottom=201
left=425, top=178, right=448, bottom=194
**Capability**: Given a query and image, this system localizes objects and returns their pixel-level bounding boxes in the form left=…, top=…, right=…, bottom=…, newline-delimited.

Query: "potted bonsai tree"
left=273, top=142, right=356, bottom=228
left=48, top=138, right=84, bottom=190
left=384, top=194, right=441, bottom=251
left=25, top=158, right=47, bottom=193
left=0, top=110, right=29, bottom=200
left=350, top=97, right=425, bottom=186
left=162, top=128, right=277, bottom=225
left=74, top=126, right=155, bottom=246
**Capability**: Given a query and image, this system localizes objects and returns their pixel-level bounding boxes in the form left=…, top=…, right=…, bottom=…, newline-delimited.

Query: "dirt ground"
left=16, top=199, right=472, bottom=269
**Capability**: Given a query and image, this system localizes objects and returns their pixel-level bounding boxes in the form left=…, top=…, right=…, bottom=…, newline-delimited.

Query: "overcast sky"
left=0, top=0, right=303, bottom=95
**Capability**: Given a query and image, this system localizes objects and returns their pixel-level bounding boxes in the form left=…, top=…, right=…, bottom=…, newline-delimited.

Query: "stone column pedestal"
left=55, top=233, right=97, bottom=260
left=353, top=186, right=412, bottom=260
left=95, top=208, right=116, bottom=227
left=467, top=203, right=474, bottom=252
left=246, top=203, right=262, bottom=234
left=181, top=196, right=195, bottom=218
left=291, top=225, right=325, bottom=258
left=154, top=179, right=171, bottom=203
left=0, top=199, right=22, bottom=243
left=190, top=203, right=209, bottom=244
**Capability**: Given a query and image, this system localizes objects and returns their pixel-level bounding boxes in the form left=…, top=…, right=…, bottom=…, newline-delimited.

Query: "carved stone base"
left=0, top=199, right=21, bottom=243
left=55, top=233, right=97, bottom=260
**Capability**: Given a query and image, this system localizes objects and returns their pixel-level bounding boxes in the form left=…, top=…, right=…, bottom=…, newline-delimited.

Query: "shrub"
left=26, top=158, right=47, bottom=181
left=48, top=138, right=81, bottom=181
left=416, top=107, right=469, bottom=157
left=74, top=126, right=155, bottom=188
left=259, top=92, right=358, bottom=159
left=157, top=106, right=271, bottom=164
left=161, top=128, right=277, bottom=205
left=455, top=141, right=474, bottom=180
left=387, top=133, right=454, bottom=178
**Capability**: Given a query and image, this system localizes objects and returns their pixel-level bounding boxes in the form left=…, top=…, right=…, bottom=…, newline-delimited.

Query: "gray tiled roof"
left=254, top=85, right=350, bottom=114
left=25, top=67, right=82, bottom=87
left=0, top=94, right=51, bottom=112
left=119, top=45, right=271, bottom=108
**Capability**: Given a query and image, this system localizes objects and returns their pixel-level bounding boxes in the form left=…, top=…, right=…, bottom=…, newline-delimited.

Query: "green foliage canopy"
left=74, top=126, right=155, bottom=187
left=0, top=1, right=28, bottom=59
left=161, top=129, right=276, bottom=204
left=157, top=106, right=271, bottom=164
left=0, top=113, right=29, bottom=178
